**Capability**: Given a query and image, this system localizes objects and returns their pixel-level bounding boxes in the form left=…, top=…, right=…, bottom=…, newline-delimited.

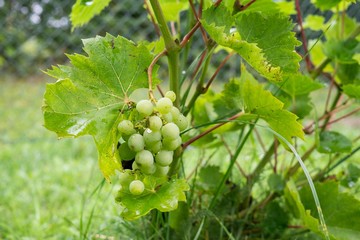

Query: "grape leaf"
left=279, top=74, right=323, bottom=97
left=43, top=34, right=159, bottom=180
left=343, top=84, right=360, bottom=99
left=220, top=78, right=304, bottom=143
left=116, top=177, right=189, bottom=220
left=71, top=0, right=112, bottom=30
left=317, top=131, right=352, bottom=153
left=235, top=8, right=301, bottom=75
left=201, top=5, right=281, bottom=82
left=284, top=181, right=322, bottom=236
left=202, top=1, right=301, bottom=82
left=300, top=181, right=360, bottom=240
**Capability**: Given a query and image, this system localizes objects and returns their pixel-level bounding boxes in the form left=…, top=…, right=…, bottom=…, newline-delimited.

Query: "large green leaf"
left=300, top=181, right=360, bottom=240
left=235, top=8, right=302, bottom=74
left=43, top=34, right=158, bottom=180
left=71, top=0, right=112, bottom=30
left=220, top=78, right=304, bottom=143
left=201, top=1, right=301, bottom=83
left=116, top=174, right=189, bottom=220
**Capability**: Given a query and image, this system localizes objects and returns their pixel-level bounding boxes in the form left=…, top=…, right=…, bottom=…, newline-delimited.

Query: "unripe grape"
left=155, top=150, right=173, bottom=166
left=119, top=142, right=136, bottom=161
left=136, top=99, right=154, bottom=117
left=141, top=163, right=156, bottom=175
left=147, top=141, right=162, bottom=154
left=135, top=150, right=154, bottom=167
left=170, top=107, right=180, bottom=120
left=156, top=97, right=173, bottom=114
left=154, top=164, right=170, bottom=177
left=163, top=136, right=182, bottom=151
left=118, top=120, right=135, bottom=135
left=129, top=180, right=145, bottom=195
left=148, top=115, right=163, bottom=131
left=132, top=161, right=139, bottom=170
left=161, top=123, right=180, bottom=140
left=174, top=114, right=188, bottom=131
left=119, top=172, right=133, bottom=185
left=128, top=133, right=145, bottom=152
left=143, top=129, right=162, bottom=146
left=165, top=91, right=176, bottom=102
left=162, top=113, right=173, bottom=123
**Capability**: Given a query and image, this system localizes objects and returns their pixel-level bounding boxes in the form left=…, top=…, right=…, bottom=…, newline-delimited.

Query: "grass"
left=0, top=79, right=140, bottom=239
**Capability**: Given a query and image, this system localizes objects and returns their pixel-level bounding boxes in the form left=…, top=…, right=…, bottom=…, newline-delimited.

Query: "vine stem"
left=149, top=0, right=180, bottom=106
left=143, top=0, right=160, bottom=37
left=295, top=0, right=312, bottom=71
left=147, top=49, right=167, bottom=101
left=182, top=112, right=244, bottom=149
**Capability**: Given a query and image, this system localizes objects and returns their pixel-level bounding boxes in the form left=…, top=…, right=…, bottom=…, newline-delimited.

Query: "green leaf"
left=198, top=166, right=225, bottom=192
left=343, top=84, right=360, bottom=99
left=221, top=78, right=304, bottom=143
left=202, top=3, right=297, bottom=83
left=235, top=8, right=302, bottom=75
left=70, top=0, right=112, bottom=30
left=317, top=131, right=352, bottom=153
left=284, top=181, right=321, bottom=235
left=312, top=0, right=342, bottom=11
left=116, top=177, right=189, bottom=220
left=43, top=34, right=158, bottom=180
left=267, top=173, right=285, bottom=193
left=300, top=181, right=360, bottom=240
left=279, top=74, right=323, bottom=97
left=202, top=1, right=301, bottom=82
left=303, top=15, right=326, bottom=31
left=336, top=63, right=360, bottom=85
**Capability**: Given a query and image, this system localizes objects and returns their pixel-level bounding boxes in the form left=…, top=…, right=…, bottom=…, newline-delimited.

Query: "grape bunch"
left=117, top=91, right=188, bottom=195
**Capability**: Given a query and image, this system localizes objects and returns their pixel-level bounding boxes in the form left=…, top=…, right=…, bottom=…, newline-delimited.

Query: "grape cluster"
left=117, top=91, right=188, bottom=195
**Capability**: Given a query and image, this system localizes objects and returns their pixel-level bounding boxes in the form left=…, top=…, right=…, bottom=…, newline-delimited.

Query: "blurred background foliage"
left=1, top=0, right=359, bottom=78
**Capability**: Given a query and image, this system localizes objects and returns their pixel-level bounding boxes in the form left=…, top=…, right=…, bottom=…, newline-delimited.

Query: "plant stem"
left=149, top=0, right=180, bottom=107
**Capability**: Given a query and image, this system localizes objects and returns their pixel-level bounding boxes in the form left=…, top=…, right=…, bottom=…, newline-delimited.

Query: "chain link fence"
left=1, top=0, right=359, bottom=79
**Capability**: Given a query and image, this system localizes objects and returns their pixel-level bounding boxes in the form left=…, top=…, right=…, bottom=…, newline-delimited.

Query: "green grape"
left=165, top=91, right=176, bottom=102
left=132, top=161, right=139, bottom=170
left=162, top=112, right=173, bottom=123
left=154, top=164, right=170, bottom=177
left=119, top=142, right=136, bottom=161
left=129, top=180, right=145, bottom=195
left=147, top=141, right=162, bottom=154
left=148, top=116, right=163, bottom=131
left=135, top=150, right=154, bottom=167
left=128, top=133, right=145, bottom=152
left=117, top=120, right=135, bottom=135
left=119, top=171, right=133, bottom=185
left=136, top=99, right=154, bottom=117
left=163, top=136, right=182, bottom=151
left=155, top=150, right=173, bottom=166
left=161, top=123, right=180, bottom=140
left=141, top=163, right=156, bottom=175
left=170, top=107, right=180, bottom=120
left=156, top=97, right=173, bottom=114
left=143, top=129, right=162, bottom=146
left=174, top=114, right=188, bottom=131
